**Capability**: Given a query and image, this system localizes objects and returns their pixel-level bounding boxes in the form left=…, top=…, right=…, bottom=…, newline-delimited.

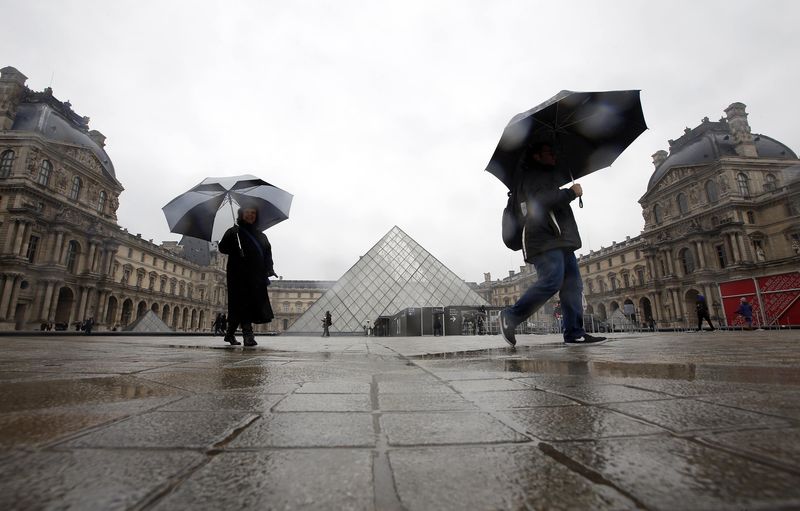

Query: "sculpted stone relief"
left=64, top=147, right=103, bottom=176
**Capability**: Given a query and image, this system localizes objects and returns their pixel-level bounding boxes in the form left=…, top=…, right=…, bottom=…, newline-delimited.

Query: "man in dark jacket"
left=498, top=143, right=607, bottom=347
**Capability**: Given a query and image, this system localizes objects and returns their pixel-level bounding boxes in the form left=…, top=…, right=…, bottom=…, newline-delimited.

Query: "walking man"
left=322, top=311, right=332, bottom=337
left=498, top=142, right=607, bottom=347
left=695, top=295, right=716, bottom=331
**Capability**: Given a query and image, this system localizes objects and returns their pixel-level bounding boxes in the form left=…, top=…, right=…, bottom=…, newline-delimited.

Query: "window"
left=283, top=302, right=289, bottom=313
left=715, top=244, right=727, bottom=268
left=97, top=191, right=107, bottom=213
left=587, top=281, right=594, bottom=293
left=621, top=254, right=626, bottom=263
left=610, top=277, right=618, bottom=291
left=764, top=173, right=777, bottom=191
left=38, top=160, right=52, bottom=186
left=607, top=259, right=612, bottom=268
left=635, top=249, right=641, bottom=259
left=636, top=269, right=645, bottom=285
left=26, top=235, right=40, bottom=263
left=705, top=180, right=719, bottom=203
left=140, top=252, right=145, bottom=262
left=65, top=240, right=79, bottom=273
left=653, top=204, right=663, bottom=224
left=122, top=267, right=131, bottom=284
left=128, top=248, right=133, bottom=258
left=623, top=274, right=630, bottom=288
left=595, top=262, right=600, bottom=271
left=746, top=211, right=755, bottom=224
left=0, top=150, right=14, bottom=177
left=69, top=176, right=81, bottom=200
left=677, top=193, right=689, bottom=215
left=679, top=248, right=695, bottom=274
left=736, top=173, right=750, bottom=197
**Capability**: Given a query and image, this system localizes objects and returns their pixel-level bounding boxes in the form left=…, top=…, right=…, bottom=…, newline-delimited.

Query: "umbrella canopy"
left=486, top=90, right=647, bottom=189
left=162, top=174, right=293, bottom=242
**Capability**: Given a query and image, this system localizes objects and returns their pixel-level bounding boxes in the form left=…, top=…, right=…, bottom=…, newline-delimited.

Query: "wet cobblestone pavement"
left=1, top=330, right=799, bottom=510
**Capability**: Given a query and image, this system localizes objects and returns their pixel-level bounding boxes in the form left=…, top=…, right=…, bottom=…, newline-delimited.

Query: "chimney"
left=520, top=265, right=526, bottom=274
left=483, top=272, right=491, bottom=283
left=0, top=66, right=27, bottom=130
left=508, top=270, right=515, bottom=278
left=652, top=150, right=668, bottom=168
left=88, top=130, right=106, bottom=148
left=724, top=102, right=758, bottom=157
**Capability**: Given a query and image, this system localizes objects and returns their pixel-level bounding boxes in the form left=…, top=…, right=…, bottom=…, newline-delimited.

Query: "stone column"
left=651, top=292, right=662, bottom=322
left=87, top=243, right=98, bottom=273
left=5, top=275, right=21, bottom=320
left=76, top=286, right=88, bottom=321
left=728, top=233, right=741, bottom=263
left=2, top=221, right=18, bottom=254
left=736, top=233, right=750, bottom=262
left=51, top=231, right=65, bottom=264
left=695, top=241, right=706, bottom=269
left=18, top=222, right=32, bottom=257
left=40, top=281, right=55, bottom=320
left=98, top=291, right=109, bottom=326
left=11, top=221, right=27, bottom=256
left=48, top=284, right=61, bottom=322
left=0, top=275, right=9, bottom=320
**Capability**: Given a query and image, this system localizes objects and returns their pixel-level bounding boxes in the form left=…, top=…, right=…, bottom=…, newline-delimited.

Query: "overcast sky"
left=3, top=1, right=798, bottom=282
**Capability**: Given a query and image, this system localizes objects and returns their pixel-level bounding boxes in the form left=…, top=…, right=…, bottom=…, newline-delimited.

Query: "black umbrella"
left=486, top=89, right=647, bottom=195
left=162, top=174, right=293, bottom=243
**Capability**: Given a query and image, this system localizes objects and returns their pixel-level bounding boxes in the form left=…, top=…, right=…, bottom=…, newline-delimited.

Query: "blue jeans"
left=505, top=248, right=586, bottom=342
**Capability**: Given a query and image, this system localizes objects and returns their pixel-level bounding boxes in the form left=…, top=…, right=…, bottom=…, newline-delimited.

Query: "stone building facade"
left=0, top=65, right=328, bottom=333
left=579, top=102, right=800, bottom=328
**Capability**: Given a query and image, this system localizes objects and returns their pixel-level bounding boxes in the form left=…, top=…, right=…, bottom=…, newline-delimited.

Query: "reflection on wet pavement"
left=0, top=331, right=798, bottom=510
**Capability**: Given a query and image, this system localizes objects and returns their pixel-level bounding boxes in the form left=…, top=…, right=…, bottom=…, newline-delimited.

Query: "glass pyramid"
left=287, top=226, right=488, bottom=335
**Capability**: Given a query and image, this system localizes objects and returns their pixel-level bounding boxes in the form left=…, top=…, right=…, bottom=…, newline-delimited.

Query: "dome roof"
left=647, top=121, right=797, bottom=191
left=11, top=102, right=118, bottom=183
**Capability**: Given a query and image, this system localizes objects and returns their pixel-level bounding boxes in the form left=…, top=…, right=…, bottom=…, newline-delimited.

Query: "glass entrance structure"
left=286, top=226, right=488, bottom=335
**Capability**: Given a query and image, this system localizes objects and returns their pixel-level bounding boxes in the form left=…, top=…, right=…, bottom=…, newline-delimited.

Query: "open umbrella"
left=486, top=89, right=647, bottom=195
left=162, top=174, right=293, bottom=244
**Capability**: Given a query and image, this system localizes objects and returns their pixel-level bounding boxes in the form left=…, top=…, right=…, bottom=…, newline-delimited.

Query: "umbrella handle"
left=579, top=197, right=583, bottom=208
left=229, top=198, right=245, bottom=257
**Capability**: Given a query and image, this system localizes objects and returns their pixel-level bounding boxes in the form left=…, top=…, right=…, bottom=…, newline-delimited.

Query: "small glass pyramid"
left=287, top=226, right=488, bottom=334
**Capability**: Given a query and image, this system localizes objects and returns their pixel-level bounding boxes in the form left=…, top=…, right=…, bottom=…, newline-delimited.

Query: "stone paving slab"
left=150, top=450, right=374, bottom=511
left=1, top=331, right=799, bottom=510
left=389, top=445, right=637, bottom=510
left=553, top=435, right=800, bottom=510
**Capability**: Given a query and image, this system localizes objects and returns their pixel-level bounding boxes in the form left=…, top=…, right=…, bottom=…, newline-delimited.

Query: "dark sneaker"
left=565, top=334, right=609, bottom=346
left=498, top=310, right=516, bottom=347
left=224, top=334, right=241, bottom=346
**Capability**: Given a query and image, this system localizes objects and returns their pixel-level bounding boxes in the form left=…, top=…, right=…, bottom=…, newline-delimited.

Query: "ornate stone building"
left=0, top=65, right=329, bottom=333
left=579, top=102, right=800, bottom=328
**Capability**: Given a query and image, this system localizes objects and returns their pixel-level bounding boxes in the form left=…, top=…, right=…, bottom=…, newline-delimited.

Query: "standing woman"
left=218, top=207, right=276, bottom=346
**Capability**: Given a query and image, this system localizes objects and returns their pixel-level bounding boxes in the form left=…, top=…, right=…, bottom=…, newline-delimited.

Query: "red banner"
left=719, top=272, right=800, bottom=326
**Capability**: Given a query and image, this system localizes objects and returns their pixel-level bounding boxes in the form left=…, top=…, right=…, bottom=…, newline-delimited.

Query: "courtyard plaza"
left=0, top=329, right=799, bottom=510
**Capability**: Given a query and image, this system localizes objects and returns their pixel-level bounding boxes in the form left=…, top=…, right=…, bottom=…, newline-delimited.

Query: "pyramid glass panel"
left=286, top=226, right=487, bottom=335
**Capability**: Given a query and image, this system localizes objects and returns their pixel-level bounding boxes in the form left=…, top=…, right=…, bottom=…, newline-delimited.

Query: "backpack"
left=501, top=188, right=523, bottom=251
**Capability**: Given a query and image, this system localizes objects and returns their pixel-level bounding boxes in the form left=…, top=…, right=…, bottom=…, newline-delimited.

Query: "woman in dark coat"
left=218, top=207, right=276, bottom=346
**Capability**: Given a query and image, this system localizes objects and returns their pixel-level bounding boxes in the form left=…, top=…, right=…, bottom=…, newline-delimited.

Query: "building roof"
left=647, top=120, right=796, bottom=192
left=10, top=94, right=118, bottom=184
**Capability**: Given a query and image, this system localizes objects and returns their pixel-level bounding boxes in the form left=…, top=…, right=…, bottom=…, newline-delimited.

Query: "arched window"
left=764, top=173, right=777, bottom=191
left=65, top=240, right=80, bottom=273
left=677, top=193, right=689, bottom=216
left=38, top=160, right=52, bottom=186
left=736, top=173, right=750, bottom=197
left=0, top=150, right=14, bottom=178
left=679, top=248, right=695, bottom=274
left=97, top=191, right=107, bottom=213
left=705, top=180, right=719, bottom=203
left=69, top=176, right=82, bottom=200
left=653, top=204, right=663, bottom=225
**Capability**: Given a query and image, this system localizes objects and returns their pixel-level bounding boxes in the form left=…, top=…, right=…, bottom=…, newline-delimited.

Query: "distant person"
left=218, top=207, right=277, bottom=346
left=497, top=142, right=607, bottom=347
left=735, top=297, right=754, bottom=330
left=323, top=311, right=332, bottom=337
left=695, top=295, right=715, bottom=331
left=82, top=317, right=94, bottom=335
left=433, top=315, right=443, bottom=336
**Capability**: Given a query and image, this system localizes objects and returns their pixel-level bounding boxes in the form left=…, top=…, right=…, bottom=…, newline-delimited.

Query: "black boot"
left=242, top=324, right=257, bottom=347
left=224, top=327, right=241, bottom=345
